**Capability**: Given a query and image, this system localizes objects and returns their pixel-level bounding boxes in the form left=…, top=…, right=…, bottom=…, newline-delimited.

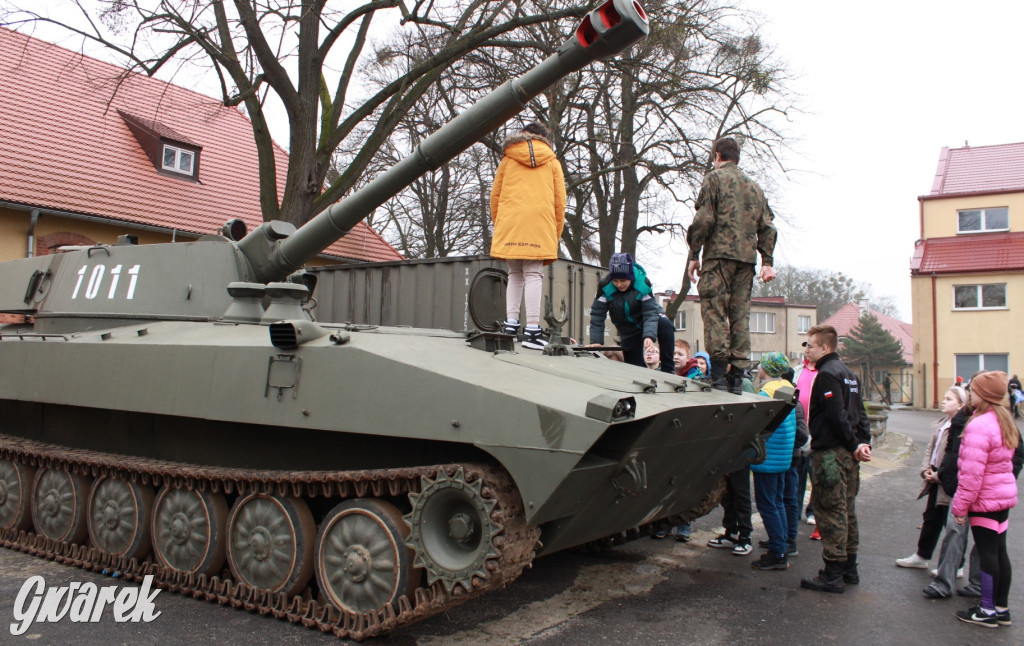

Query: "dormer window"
left=119, top=109, right=202, bottom=182
left=163, top=144, right=195, bottom=176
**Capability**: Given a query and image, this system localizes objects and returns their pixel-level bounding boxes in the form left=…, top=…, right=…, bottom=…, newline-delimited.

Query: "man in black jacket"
left=799, top=325, right=872, bottom=593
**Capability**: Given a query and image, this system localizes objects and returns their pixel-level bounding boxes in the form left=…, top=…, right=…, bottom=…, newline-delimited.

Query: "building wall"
left=785, top=305, right=816, bottom=362
left=913, top=190, right=1024, bottom=407
left=921, top=192, right=1024, bottom=238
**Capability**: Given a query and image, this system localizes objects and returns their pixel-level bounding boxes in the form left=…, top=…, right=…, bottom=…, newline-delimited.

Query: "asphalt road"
left=1, top=408, right=1021, bottom=645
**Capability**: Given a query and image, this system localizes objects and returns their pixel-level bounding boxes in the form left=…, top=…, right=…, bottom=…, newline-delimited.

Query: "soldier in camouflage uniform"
left=686, top=137, right=777, bottom=394
left=799, top=325, right=873, bottom=594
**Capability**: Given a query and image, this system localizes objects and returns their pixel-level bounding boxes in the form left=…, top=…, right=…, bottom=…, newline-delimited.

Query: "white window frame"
left=957, top=207, right=1009, bottom=234
left=162, top=144, right=196, bottom=176
left=797, top=315, right=811, bottom=334
left=750, top=311, right=775, bottom=334
left=953, top=283, right=1007, bottom=310
left=673, top=310, right=686, bottom=330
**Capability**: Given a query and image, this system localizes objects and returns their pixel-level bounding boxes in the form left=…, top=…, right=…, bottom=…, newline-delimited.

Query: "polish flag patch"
left=824, top=391, right=834, bottom=398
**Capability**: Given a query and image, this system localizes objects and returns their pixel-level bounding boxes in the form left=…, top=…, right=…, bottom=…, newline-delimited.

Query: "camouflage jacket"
left=686, top=162, right=776, bottom=266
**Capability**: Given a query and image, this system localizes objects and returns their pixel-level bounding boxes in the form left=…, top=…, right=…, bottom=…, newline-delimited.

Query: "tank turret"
left=0, top=2, right=794, bottom=641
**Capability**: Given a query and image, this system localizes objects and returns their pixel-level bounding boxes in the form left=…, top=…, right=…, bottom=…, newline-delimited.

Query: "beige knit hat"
left=970, top=371, right=1008, bottom=405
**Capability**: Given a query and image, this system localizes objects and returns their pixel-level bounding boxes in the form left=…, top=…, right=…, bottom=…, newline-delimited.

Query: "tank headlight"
left=586, top=393, right=636, bottom=422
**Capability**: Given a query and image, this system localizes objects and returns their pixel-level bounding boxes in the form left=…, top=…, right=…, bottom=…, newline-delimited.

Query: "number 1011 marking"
left=71, top=264, right=141, bottom=300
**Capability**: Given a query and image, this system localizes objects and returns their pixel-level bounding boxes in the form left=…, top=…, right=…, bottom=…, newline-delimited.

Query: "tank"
left=0, top=1, right=792, bottom=640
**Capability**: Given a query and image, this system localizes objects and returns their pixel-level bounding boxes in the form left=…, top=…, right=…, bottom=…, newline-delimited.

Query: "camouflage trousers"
left=698, top=258, right=754, bottom=371
left=809, top=447, right=861, bottom=562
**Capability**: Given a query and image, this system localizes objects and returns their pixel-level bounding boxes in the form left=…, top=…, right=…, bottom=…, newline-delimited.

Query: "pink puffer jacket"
left=951, top=410, right=1018, bottom=516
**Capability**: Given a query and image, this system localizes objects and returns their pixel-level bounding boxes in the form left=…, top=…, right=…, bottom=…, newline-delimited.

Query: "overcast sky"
left=644, top=0, right=1024, bottom=322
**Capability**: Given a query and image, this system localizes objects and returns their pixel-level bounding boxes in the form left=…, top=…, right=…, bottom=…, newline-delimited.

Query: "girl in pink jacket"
left=951, top=371, right=1018, bottom=628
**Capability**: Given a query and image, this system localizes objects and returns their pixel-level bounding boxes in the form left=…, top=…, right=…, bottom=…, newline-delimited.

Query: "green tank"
left=0, top=1, right=791, bottom=639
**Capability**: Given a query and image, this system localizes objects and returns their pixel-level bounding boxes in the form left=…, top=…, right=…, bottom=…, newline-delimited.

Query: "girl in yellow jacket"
left=490, top=122, right=566, bottom=350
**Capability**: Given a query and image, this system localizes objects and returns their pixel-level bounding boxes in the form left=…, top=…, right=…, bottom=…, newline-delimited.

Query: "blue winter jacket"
left=751, top=378, right=796, bottom=474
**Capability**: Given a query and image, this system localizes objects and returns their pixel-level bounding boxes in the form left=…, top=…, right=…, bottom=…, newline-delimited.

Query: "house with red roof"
left=911, top=142, right=1024, bottom=407
left=0, top=27, right=401, bottom=318
left=820, top=301, right=913, bottom=403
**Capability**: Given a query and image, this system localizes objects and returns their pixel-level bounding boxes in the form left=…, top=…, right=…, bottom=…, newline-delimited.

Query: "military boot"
left=726, top=367, right=744, bottom=395
left=710, top=358, right=730, bottom=392
left=801, top=559, right=846, bottom=593
left=843, top=553, right=860, bottom=584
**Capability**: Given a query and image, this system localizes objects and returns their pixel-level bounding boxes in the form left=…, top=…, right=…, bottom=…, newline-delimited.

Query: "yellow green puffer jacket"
left=489, top=132, right=566, bottom=262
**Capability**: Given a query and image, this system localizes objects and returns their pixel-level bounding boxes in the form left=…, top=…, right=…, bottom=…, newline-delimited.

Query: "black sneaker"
left=957, top=586, right=982, bottom=598
left=502, top=319, right=520, bottom=336
left=751, top=552, right=789, bottom=570
left=956, top=605, right=999, bottom=628
left=786, top=541, right=799, bottom=557
left=650, top=529, right=670, bottom=540
left=521, top=326, right=548, bottom=350
left=995, top=609, right=1011, bottom=626
left=707, top=532, right=739, bottom=549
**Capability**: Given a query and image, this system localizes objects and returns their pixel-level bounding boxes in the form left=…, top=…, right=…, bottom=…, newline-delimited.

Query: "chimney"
left=858, top=298, right=870, bottom=317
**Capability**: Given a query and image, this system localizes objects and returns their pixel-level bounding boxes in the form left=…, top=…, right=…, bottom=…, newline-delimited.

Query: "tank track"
left=0, top=433, right=540, bottom=641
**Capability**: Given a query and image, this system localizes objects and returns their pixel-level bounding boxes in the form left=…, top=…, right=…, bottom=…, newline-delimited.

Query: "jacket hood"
left=502, top=132, right=556, bottom=168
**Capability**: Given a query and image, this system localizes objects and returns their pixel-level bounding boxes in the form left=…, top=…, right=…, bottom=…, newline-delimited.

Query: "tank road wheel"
left=87, top=476, right=154, bottom=560
left=405, top=467, right=499, bottom=592
left=0, top=459, right=35, bottom=531
left=30, top=467, right=91, bottom=543
left=226, top=494, right=315, bottom=597
left=152, top=487, right=228, bottom=576
left=315, top=498, right=420, bottom=614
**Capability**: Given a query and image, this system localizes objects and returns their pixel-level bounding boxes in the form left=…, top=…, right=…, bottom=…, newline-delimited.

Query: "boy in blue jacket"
left=751, top=351, right=798, bottom=570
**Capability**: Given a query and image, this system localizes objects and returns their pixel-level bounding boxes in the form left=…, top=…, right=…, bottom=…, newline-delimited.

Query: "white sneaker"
left=929, top=566, right=966, bottom=578
left=929, top=568, right=937, bottom=577
left=805, top=513, right=816, bottom=525
left=957, top=567, right=965, bottom=578
left=896, top=554, right=929, bottom=569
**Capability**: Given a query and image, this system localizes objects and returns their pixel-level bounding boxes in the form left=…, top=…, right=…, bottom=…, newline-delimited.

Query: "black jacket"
left=939, top=407, right=1024, bottom=497
left=808, top=353, right=871, bottom=452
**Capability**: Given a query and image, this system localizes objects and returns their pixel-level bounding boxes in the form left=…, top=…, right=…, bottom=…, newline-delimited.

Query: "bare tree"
left=1, top=0, right=586, bottom=225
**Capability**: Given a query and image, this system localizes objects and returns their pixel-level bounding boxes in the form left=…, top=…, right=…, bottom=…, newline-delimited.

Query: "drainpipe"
left=27, top=209, right=39, bottom=258
left=931, top=274, right=938, bottom=408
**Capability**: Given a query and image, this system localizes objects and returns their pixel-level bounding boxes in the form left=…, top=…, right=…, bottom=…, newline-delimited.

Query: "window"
left=953, top=284, right=1006, bottom=310
left=957, top=207, right=1008, bottom=233
left=955, top=354, right=1009, bottom=380
left=750, top=312, right=775, bottom=333
left=162, top=144, right=196, bottom=176
left=797, top=315, right=811, bottom=334
left=749, top=351, right=764, bottom=364
left=673, top=310, right=686, bottom=330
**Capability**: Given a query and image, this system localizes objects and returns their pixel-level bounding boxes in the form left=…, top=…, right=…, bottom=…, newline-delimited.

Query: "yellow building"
left=910, top=143, right=1024, bottom=407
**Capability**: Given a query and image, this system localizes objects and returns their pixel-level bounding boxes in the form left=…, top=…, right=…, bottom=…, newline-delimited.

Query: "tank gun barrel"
left=242, top=0, right=648, bottom=283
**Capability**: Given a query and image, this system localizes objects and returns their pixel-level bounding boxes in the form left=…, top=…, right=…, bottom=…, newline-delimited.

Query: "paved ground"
left=1, top=408, right=1020, bottom=644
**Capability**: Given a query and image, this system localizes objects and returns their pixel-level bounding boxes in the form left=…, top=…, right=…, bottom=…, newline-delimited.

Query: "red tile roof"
left=910, top=232, right=1024, bottom=275
left=821, top=302, right=913, bottom=364
left=0, top=27, right=401, bottom=263
left=929, top=142, right=1024, bottom=196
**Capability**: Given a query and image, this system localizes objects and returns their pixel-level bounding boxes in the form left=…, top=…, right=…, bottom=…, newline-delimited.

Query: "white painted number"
left=71, top=264, right=142, bottom=300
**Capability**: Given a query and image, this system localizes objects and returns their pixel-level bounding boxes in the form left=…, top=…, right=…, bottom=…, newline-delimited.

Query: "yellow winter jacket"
left=489, top=133, right=566, bottom=262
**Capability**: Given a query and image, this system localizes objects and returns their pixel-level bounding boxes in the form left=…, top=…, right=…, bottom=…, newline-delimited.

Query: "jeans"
left=753, top=471, right=788, bottom=555
left=928, top=513, right=982, bottom=596
left=784, top=458, right=802, bottom=543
